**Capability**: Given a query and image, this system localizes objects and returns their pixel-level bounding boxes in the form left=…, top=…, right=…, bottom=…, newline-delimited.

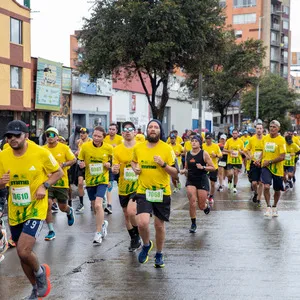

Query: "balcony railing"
left=271, top=40, right=280, bottom=46
left=271, top=23, right=280, bottom=31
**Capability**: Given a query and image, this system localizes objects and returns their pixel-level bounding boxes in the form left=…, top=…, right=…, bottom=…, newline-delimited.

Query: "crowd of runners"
left=0, top=118, right=299, bottom=299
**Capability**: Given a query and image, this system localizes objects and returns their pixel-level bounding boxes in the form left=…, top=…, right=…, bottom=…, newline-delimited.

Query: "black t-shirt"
left=186, top=150, right=207, bottom=182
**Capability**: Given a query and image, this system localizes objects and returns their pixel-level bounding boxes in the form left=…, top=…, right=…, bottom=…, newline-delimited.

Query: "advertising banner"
left=79, top=74, right=97, bottom=95
left=62, top=67, right=72, bottom=94
left=35, top=58, right=62, bottom=111
left=96, top=78, right=113, bottom=96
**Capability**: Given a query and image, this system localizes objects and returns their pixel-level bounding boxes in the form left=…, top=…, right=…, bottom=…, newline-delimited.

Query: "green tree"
left=241, top=73, right=297, bottom=131
left=78, top=0, right=226, bottom=121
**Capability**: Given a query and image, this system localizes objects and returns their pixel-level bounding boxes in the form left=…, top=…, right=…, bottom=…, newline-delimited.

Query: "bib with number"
left=218, top=161, right=226, bottom=167
left=146, top=189, right=163, bottom=203
left=253, top=151, right=262, bottom=161
left=265, top=142, right=276, bottom=153
left=285, top=153, right=291, bottom=161
left=124, top=168, right=138, bottom=181
left=231, top=151, right=238, bottom=157
left=89, top=163, right=103, bottom=176
left=11, top=186, right=31, bottom=206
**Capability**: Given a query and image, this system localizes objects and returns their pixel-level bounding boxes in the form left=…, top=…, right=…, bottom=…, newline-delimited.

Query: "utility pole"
left=198, top=73, right=203, bottom=133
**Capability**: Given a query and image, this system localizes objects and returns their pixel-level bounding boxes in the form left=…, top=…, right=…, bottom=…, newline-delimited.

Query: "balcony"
left=271, top=55, right=280, bottom=62
left=271, top=40, right=280, bottom=47
left=271, top=23, right=280, bottom=31
left=280, top=57, right=288, bottom=64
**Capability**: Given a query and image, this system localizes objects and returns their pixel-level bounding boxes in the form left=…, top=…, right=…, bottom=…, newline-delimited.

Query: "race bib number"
left=218, top=161, right=226, bottom=167
left=124, top=168, right=138, bottom=181
left=89, top=163, right=103, bottom=176
left=146, top=189, right=163, bottom=203
left=265, top=142, right=276, bottom=153
left=11, top=186, right=31, bottom=206
left=253, top=151, right=262, bottom=161
left=231, top=151, right=238, bottom=157
left=285, top=153, right=291, bottom=161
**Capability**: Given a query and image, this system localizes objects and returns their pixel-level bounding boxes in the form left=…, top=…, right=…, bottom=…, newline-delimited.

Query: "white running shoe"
left=272, top=207, right=278, bottom=217
left=264, top=207, right=272, bottom=217
left=101, top=220, right=108, bottom=239
left=93, top=232, right=102, bottom=245
left=233, top=187, right=237, bottom=193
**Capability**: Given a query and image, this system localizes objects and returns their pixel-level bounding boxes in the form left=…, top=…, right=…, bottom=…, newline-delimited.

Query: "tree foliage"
left=187, top=35, right=265, bottom=124
left=241, top=73, right=298, bottom=131
left=78, top=0, right=227, bottom=121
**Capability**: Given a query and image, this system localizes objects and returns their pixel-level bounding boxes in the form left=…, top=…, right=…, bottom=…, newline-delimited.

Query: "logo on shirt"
left=29, top=166, right=36, bottom=171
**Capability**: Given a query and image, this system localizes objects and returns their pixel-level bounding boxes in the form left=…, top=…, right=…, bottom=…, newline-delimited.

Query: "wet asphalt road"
left=1, top=169, right=300, bottom=300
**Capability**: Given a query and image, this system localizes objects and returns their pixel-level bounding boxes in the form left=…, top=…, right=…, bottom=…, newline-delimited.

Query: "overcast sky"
left=23, top=0, right=300, bottom=67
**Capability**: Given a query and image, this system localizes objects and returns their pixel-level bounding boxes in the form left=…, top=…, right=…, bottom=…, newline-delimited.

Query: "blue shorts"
left=284, top=166, right=294, bottom=173
left=86, top=184, right=108, bottom=201
left=261, top=167, right=284, bottom=191
left=10, top=219, right=44, bottom=243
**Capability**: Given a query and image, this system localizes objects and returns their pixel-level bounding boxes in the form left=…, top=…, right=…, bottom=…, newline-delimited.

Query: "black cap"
left=147, top=119, right=166, bottom=141
left=122, top=121, right=135, bottom=130
left=5, top=120, right=28, bottom=136
left=205, top=132, right=213, bottom=139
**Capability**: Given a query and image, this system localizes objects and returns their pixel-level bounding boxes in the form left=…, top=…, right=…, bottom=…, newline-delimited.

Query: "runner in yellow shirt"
left=223, top=129, right=245, bottom=193
left=0, top=120, right=63, bottom=299
left=112, top=121, right=141, bottom=252
left=135, top=127, right=146, bottom=142
left=43, top=127, right=76, bottom=241
left=241, top=131, right=251, bottom=172
left=261, top=120, right=286, bottom=217
left=202, top=133, right=222, bottom=204
left=166, top=130, right=183, bottom=145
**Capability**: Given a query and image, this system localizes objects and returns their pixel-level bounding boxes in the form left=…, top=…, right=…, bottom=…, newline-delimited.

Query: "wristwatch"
left=269, top=160, right=273, bottom=165
left=43, top=182, right=50, bottom=189
left=203, top=166, right=206, bottom=170
left=62, top=162, right=67, bottom=168
left=161, top=162, right=167, bottom=168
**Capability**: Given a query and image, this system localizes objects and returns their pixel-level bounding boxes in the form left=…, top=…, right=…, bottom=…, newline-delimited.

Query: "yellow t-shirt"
left=135, top=134, right=145, bottom=143
left=43, top=143, right=75, bottom=188
left=184, top=140, right=192, bottom=152
left=132, top=141, right=175, bottom=195
left=170, top=143, right=184, bottom=166
left=202, top=143, right=222, bottom=169
left=78, top=137, right=92, bottom=151
left=245, top=135, right=265, bottom=162
left=241, top=136, right=250, bottom=148
left=166, top=136, right=183, bottom=145
left=262, top=134, right=286, bottom=176
left=284, top=143, right=300, bottom=167
left=292, top=135, right=300, bottom=147
left=0, top=142, right=60, bottom=226
left=104, top=134, right=123, bottom=147
left=224, top=138, right=244, bottom=165
left=113, top=143, right=138, bottom=196
left=78, top=141, right=113, bottom=186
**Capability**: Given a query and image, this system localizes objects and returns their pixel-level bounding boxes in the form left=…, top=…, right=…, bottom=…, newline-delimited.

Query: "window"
left=234, top=0, right=256, bottom=8
left=10, top=18, right=22, bottom=44
left=235, top=30, right=243, bottom=38
left=271, top=32, right=278, bottom=43
left=219, top=0, right=226, bottom=8
left=270, top=62, right=277, bottom=73
left=283, top=19, right=289, bottom=30
left=10, top=66, right=22, bottom=89
left=271, top=47, right=278, bottom=61
left=283, top=36, right=288, bottom=47
left=233, top=13, right=256, bottom=24
left=283, top=6, right=289, bottom=15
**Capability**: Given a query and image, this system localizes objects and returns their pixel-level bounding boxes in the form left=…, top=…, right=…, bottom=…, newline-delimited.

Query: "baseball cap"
left=205, top=133, right=213, bottom=139
left=243, top=130, right=248, bottom=134
left=294, top=131, right=298, bottom=134
left=220, top=134, right=227, bottom=140
left=80, top=127, right=89, bottom=134
left=45, top=127, right=59, bottom=136
left=122, top=121, right=135, bottom=130
left=5, top=120, right=29, bottom=136
left=170, top=133, right=176, bottom=139
left=270, top=120, right=280, bottom=128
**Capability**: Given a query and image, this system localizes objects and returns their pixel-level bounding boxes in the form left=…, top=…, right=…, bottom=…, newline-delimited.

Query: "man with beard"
left=261, top=120, right=286, bottom=217
left=0, top=120, right=63, bottom=299
left=43, top=127, right=76, bottom=241
left=112, top=121, right=141, bottom=252
left=131, top=120, right=177, bottom=268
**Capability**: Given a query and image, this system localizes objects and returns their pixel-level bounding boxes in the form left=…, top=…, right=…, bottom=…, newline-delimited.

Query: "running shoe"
left=189, top=223, right=197, bottom=233
left=75, top=203, right=84, bottom=213
left=285, top=183, right=289, bottom=191
left=8, top=237, right=16, bottom=248
left=264, top=207, right=272, bottom=217
left=67, top=207, right=75, bottom=226
left=27, top=287, right=38, bottom=299
left=233, top=187, right=237, bottom=194
left=208, top=196, right=214, bottom=205
left=288, top=180, right=293, bottom=189
left=204, top=202, right=211, bottom=215
left=44, top=231, right=56, bottom=241
left=104, top=205, right=112, bottom=214
left=272, top=207, right=278, bottom=217
left=0, top=255, right=4, bottom=264
left=293, top=176, right=296, bottom=183
left=36, top=264, right=51, bottom=298
left=257, top=200, right=261, bottom=208
left=154, top=252, right=165, bottom=268
left=173, top=188, right=178, bottom=193
left=138, top=240, right=153, bottom=264
left=178, top=182, right=182, bottom=190
left=0, top=228, right=8, bottom=255
left=51, top=203, right=59, bottom=213
left=252, top=193, right=258, bottom=203
left=217, top=185, right=223, bottom=192
left=128, top=236, right=142, bottom=252
left=101, top=220, right=108, bottom=239
left=93, top=232, right=102, bottom=245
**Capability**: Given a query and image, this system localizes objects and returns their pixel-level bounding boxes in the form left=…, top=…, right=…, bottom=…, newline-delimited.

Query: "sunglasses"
left=123, top=127, right=134, bottom=132
left=6, top=133, right=22, bottom=139
left=46, top=132, right=57, bottom=138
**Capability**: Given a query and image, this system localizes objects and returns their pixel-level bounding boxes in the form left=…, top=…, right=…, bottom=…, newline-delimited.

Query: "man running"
left=112, top=121, right=141, bottom=252
left=43, top=127, right=76, bottom=241
left=261, top=120, right=286, bottom=217
left=103, top=123, right=123, bottom=213
left=78, top=126, right=112, bottom=244
left=217, top=134, right=227, bottom=192
left=223, top=129, right=245, bottom=193
left=0, top=120, right=63, bottom=299
left=245, top=123, right=264, bottom=206
left=132, top=120, right=177, bottom=268
left=75, top=127, right=92, bottom=213
left=202, top=133, right=222, bottom=204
